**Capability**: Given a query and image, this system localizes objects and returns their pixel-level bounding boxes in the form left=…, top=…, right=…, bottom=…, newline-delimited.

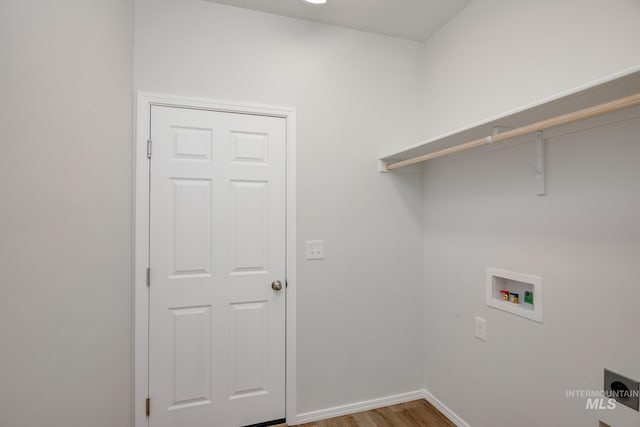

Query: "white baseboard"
left=421, top=389, right=470, bottom=427
left=296, top=389, right=426, bottom=424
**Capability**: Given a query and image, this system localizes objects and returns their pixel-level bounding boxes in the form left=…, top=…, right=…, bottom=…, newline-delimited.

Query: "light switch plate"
left=305, top=240, right=324, bottom=260
left=475, top=317, right=486, bottom=341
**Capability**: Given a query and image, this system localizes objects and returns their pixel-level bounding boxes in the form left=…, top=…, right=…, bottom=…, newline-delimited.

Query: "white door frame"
left=134, top=92, right=297, bottom=427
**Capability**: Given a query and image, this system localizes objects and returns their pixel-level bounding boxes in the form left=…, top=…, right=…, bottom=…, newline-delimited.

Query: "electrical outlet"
left=604, top=369, right=639, bottom=411
left=475, top=317, right=486, bottom=341
left=305, top=240, right=324, bottom=260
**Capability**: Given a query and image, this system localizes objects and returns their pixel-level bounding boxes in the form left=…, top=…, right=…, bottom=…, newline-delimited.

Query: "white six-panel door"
left=148, top=106, right=286, bottom=427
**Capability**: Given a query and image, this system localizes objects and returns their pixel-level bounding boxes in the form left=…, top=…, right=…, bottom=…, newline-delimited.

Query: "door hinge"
left=146, top=267, right=150, bottom=287
left=145, top=397, right=150, bottom=417
left=146, top=139, right=152, bottom=159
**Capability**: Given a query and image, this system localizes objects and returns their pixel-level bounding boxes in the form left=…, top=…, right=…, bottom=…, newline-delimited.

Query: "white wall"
left=135, top=0, right=426, bottom=415
left=423, top=114, right=640, bottom=427
left=422, top=0, right=640, bottom=138
left=420, top=1, right=640, bottom=426
left=0, top=2, right=134, bottom=427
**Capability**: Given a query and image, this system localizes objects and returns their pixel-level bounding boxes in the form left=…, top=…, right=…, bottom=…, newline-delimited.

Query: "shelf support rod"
left=536, top=131, right=545, bottom=197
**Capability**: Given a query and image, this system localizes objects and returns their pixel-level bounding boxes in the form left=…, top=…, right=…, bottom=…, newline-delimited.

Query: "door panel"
left=230, top=180, right=268, bottom=273
left=171, top=178, right=212, bottom=276
left=170, top=305, right=211, bottom=409
left=149, top=106, right=286, bottom=427
left=230, top=301, right=268, bottom=399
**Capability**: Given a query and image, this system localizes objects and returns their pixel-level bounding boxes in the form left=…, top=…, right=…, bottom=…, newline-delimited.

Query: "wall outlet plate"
left=604, top=369, right=639, bottom=411
left=475, top=316, right=486, bottom=341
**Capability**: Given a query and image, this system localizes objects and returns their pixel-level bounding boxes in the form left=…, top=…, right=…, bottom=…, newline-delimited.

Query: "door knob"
left=271, top=280, right=283, bottom=291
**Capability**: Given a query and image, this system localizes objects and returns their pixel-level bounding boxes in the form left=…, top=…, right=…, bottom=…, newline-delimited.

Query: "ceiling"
left=203, top=0, right=473, bottom=42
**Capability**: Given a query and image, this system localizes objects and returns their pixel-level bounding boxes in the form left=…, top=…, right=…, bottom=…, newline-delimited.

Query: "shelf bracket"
left=536, top=131, right=546, bottom=197
left=495, top=126, right=546, bottom=197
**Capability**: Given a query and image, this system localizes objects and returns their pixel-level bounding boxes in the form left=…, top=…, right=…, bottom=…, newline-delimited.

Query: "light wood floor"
left=295, top=399, right=456, bottom=427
